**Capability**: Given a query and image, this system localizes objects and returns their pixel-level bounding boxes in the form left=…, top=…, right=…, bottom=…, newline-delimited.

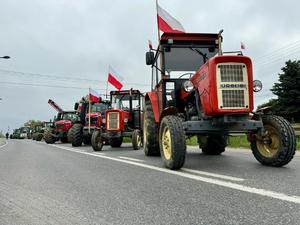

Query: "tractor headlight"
left=253, top=80, right=262, bottom=92
left=183, top=80, right=194, bottom=92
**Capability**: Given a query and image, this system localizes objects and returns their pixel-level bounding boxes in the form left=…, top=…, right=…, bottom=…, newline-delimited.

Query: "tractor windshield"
left=62, top=113, right=78, bottom=122
left=91, top=103, right=109, bottom=113
left=163, top=46, right=217, bottom=77
left=111, top=93, right=140, bottom=111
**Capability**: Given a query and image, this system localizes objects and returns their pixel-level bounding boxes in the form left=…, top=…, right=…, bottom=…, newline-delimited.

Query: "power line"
left=0, top=69, right=150, bottom=87
left=0, top=81, right=106, bottom=91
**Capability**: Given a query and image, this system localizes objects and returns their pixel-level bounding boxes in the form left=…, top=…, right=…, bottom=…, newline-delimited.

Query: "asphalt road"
left=0, top=139, right=299, bottom=225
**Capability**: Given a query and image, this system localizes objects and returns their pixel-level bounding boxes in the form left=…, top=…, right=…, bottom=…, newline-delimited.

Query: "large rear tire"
left=132, top=129, right=142, bottom=150
left=251, top=115, right=296, bottom=167
left=36, top=133, right=43, bottom=141
left=67, top=127, right=74, bottom=143
left=72, top=123, right=83, bottom=147
left=159, top=116, right=186, bottom=170
left=143, top=101, right=160, bottom=156
left=44, top=128, right=56, bottom=144
left=110, top=137, right=123, bottom=148
left=91, top=130, right=103, bottom=151
left=201, top=136, right=227, bottom=155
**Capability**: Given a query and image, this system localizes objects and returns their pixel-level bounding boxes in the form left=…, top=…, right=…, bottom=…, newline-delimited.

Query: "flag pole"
left=106, top=81, right=108, bottom=99
left=88, top=88, right=91, bottom=134
left=156, top=0, right=160, bottom=42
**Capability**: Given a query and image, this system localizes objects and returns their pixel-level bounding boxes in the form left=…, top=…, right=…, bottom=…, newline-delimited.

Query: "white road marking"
left=118, top=156, right=145, bottom=162
left=181, top=168, right=245, bottom=182
left=0, top=140, right=8, bottom=149
left=48, top=144, right=300, bottom=205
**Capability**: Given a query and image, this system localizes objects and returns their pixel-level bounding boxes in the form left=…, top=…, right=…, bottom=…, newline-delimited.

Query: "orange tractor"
left=144, top=32, right=296, bottom=170
left=91, top=89, right=143, bottom=151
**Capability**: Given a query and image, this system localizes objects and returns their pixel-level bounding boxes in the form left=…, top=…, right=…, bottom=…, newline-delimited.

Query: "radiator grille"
left=222, top=90, right=245, bottom=108
left=220, top=64, right=244, bottom=82
left=107, top=112, right=119, bottom=130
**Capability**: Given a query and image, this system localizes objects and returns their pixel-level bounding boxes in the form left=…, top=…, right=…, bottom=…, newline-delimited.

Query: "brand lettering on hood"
left=220, top=84, right=247, bottom=89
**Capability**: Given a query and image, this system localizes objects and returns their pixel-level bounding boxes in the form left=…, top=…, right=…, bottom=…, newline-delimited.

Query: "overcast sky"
left=0, top=0, right=300, bottom=133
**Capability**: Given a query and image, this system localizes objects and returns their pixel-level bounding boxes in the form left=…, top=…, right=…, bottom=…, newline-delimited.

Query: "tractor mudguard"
left=145, top=92, right=160, bottom=123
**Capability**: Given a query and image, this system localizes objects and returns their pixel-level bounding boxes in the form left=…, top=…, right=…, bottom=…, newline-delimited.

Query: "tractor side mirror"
left=146, top=52, right=155, bottom=65
left=74, top=102, right=79, bottom=110
left=99, top=97, right=102, bottom=103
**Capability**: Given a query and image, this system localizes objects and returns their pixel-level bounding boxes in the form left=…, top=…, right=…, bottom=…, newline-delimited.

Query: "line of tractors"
left=26, top=31, right=297, bottom=169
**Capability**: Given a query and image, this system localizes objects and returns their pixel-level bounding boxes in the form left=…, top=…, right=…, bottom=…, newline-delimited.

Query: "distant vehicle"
left=44, top=99, right=79, bottom=144
left=32, top=121, right=53, bottom=141
left=91, top=89, right=143, bottom=151
left=71, top=97, right=110, bottom=147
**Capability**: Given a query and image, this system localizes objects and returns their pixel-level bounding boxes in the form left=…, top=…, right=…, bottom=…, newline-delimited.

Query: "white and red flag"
left=157, top=3, right=185, bottom=34
left=148, top=40, right=153, bottom=50
left=241, top=42, right=246, bottom=50
left=108, top=65, right=124, bottom=90
left=89, top=88, right=100, bottom=103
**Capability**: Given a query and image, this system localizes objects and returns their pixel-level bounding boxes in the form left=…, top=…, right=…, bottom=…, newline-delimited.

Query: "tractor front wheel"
left=159, top=116, right=186, bottom=170
left=72, top=124, right=83, bottom=147
left=251, top=115, right=296, bottom=167
left=91, top=130, right=103, bottom=151
left=201, top=136, right=227, bottom=155
left=44, top=128, right=56, bottom=144
left=143, top=101, right=160, bottom=156
left=132, top=129, right=142, bottom=150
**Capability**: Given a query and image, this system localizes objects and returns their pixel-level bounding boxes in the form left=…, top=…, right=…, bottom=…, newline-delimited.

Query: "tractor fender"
left=256, top=106, right=272, bottom=114
left=160, top=107, right=178, bottom=122
left=145, top=92, right=160, bottom=123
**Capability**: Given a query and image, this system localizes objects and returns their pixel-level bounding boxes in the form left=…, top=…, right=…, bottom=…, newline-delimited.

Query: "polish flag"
left=89, top=88, right=100, bottom=103
left=108, top=65, right=124, bottom=90
left=241, top=42, right=246, bottom=50
left=157, top=3, right=185, bottom=34
left=148, top=40, right=153, bottom=50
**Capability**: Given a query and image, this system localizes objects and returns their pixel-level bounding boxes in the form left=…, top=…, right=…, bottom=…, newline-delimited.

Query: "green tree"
left=257, top=60, right=300, bottom=122
left=24, top=120, right=43, bottom=129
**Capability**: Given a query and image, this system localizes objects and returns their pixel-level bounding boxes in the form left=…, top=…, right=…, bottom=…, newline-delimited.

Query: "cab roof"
left=160, top=32, right=219, bottom=46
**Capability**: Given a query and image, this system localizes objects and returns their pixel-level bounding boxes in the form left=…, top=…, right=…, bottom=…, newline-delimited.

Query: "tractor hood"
left=55, top=120, right=72, bottom=125
left=85, top=112, right=102, bottom=118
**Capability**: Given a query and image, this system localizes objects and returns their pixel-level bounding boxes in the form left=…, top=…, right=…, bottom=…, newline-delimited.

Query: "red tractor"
left=44, top=99, right=78, bottom=144
left=71, top=96, right=110, bottom=147
left=91, top=89, right=143, bottom=151
left=144, top=32, right=296, bottom=170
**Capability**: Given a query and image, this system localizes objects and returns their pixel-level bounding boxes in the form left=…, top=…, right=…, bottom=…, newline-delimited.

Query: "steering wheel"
left=178, top=72, right=194, bottom=79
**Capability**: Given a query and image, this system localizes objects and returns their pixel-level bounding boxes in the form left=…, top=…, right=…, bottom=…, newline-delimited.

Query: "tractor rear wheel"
left=44, top=128, right=56, bottom=144
left=67, top=127, right=74, bottom=143
left=143, top=101, right=160, bottom=156
left=201, top=136, right=227, bottom=155
left=159, top=116, right=186, bottom=170
left=91, top=130, right=103, bottom=151
left=36, top=133, right=43, bottom=141
left=72, top=123, right=83, bottom=147
left=132, top=129, right=142, bottom=150
left=110, top=137, right=123, bottom=148
left=251, top=115, right=296, bottom=167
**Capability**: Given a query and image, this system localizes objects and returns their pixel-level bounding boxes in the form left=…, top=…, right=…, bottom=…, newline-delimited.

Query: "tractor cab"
left=54, top=111, right=77, bottom=132
left=107, top=89, right=143, bottom=131
left=85, top=101, right=110, bottom=127
left=146, top=32, right=220, bottom=112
